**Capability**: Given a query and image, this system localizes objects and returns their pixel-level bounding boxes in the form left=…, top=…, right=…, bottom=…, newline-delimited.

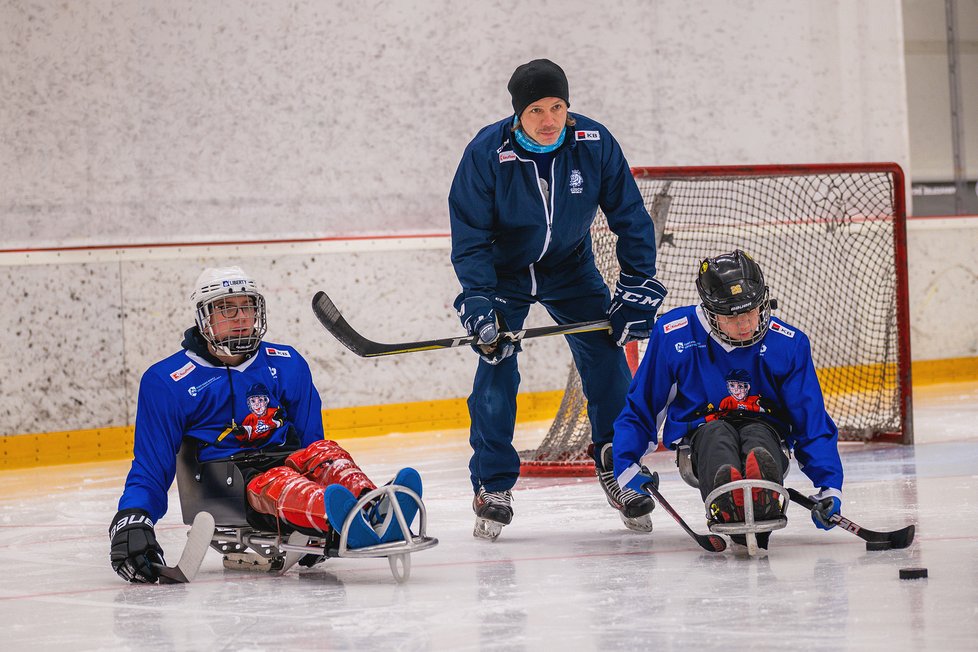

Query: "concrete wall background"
left=1, top=0, right=910, bottom=247
left=2, top=217, right=976, bottom=438
left=903, top=0, right=978, bottom=181
left=6, top=0, right=967, bottom=440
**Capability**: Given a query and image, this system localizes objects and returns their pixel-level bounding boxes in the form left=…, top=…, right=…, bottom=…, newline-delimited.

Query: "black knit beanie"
left=507, top=59, right=570, bottom=118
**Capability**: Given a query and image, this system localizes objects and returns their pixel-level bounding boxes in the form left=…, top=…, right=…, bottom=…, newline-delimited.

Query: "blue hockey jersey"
left=449, top=113, right=658, bottom=298
left=613, top=305, right=843, bottom=493
left=118, top=341, right=324, bottom=521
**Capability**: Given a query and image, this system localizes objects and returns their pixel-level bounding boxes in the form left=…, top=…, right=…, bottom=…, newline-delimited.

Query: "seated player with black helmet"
left=610, top=250, right=844, bottom=550
left=109, top=266, right=424, bottom=583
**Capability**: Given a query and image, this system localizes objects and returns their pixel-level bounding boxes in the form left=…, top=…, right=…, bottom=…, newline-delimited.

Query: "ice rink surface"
left=2, top=382, right=977, bottom=651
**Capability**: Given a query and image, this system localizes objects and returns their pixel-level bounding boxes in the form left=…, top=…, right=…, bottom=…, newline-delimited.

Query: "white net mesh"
left=520, top=165, right=911, bottom=475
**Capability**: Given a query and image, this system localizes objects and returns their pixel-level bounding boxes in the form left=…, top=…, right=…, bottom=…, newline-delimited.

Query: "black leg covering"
left=690, top=419, right=787, bottom=501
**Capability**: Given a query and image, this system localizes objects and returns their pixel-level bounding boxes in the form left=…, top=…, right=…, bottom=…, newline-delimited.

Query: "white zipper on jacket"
left=518, top=155, right=556, bottom=297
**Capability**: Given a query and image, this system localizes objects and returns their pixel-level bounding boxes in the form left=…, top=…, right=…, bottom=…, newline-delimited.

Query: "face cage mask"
left=703, top=298, right=773, bottom=348
left=195, top=293, right=268, bottom=357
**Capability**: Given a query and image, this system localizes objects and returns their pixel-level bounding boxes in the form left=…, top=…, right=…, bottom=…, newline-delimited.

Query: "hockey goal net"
left=519, top=163, right=912, bottom=476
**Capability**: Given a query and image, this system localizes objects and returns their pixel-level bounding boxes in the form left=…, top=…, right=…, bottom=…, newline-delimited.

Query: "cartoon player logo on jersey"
left=706, top=369, right=768, bottom=420
left=235, top=383, right=286, bottom=444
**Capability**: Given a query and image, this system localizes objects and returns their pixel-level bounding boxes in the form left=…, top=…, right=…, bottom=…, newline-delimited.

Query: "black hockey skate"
left=472, top=487, right=513, bottom=541
left=708, top=465, right=745, bottom=525
left=592, top=443, right=656, bottom=533
left=707, top=460, right=787, bottom=556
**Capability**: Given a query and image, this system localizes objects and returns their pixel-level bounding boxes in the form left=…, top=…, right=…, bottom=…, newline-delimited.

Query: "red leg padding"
left=285, top=439, right=376, bottom=497
left=246, top=440, right=377, bottom=533
left=247, top=466, right=330, bottom=534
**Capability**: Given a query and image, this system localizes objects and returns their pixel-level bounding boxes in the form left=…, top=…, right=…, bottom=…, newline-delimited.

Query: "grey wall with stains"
left=2, top=223, right=976, bottom=437
left=1, top=0, right=910, bottom=247
left=7, top=0, right=970, bottom=440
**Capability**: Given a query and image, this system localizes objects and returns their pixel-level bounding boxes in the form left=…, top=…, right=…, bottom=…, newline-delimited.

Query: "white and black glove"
left=455, top=295, right=518, bottom=365
left=109, top=508, right=165, bottom=583
left=809, top=489, right=842, bottom=530
left=608, top=273, right=667, bottom=346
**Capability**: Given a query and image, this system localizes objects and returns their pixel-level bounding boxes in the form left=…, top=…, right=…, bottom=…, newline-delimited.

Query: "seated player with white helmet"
left=109, top=266, right=424, bottom=583
left=610, top=250, right=844, bottom=550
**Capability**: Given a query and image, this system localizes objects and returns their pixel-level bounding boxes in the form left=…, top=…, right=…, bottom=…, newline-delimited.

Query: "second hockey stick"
left=312, top=290, right=611, bottom=357
left=786, top=488, right=915, bottom=549
left=645, top=482, right=726, bottom=552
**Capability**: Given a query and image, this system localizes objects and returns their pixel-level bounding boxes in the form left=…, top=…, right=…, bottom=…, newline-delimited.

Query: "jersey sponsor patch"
left=498, top=151, right=517, bottom=163
left=663, top=316, right=689, bottom=333
left=770, top=322, right=795, bottom=338
left=169, top=361, right=196, bottom=382
left=575, top=130, right=600, bottom=141
left=265, top=347, right=292, bottom=357
left=188, top=376, right=219, bottom=397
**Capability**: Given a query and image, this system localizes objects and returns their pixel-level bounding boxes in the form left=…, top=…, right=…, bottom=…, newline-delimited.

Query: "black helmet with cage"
left=695, top=250, right=775, bottom=347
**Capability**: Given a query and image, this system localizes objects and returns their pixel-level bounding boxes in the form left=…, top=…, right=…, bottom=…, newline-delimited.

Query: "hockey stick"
left=152, top=511, right=216, bottom=584
left=312, top=291, right=611, bottom=358
left=786, top=488, right=915, bottom=549
left=645, top=483, right=726, bottom=552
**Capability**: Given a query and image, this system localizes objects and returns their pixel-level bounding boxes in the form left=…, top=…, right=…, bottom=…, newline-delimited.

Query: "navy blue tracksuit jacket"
left=449, top=112, right=659, bottom=493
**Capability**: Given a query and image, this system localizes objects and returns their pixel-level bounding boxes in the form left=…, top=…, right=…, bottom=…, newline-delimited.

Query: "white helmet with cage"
left=191, top=266, right=267, bottom=357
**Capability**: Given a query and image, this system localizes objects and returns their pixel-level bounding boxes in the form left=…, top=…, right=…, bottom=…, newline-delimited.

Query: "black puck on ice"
left=866, top=541, right=892, bottom=551
left=899, top=568, right=928, bottom=580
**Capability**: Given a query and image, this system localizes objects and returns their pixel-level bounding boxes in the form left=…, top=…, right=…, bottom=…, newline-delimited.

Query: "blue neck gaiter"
left=513, top=115, right=566, bottom=153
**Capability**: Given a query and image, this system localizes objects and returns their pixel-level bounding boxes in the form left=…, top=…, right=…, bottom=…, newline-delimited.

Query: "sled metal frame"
left=174, top=441, right=437, bottom=583
left=704, top=479, right=789, bottom=557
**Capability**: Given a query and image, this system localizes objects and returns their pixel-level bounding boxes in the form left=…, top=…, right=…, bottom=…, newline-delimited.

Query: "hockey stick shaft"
left=645, top=483, right=726, bottom=552
left=786, top=488, right=915, bottom=549
left=312, top=290, right=611, bottom=357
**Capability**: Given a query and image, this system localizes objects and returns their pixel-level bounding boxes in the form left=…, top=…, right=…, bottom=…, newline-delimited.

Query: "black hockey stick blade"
left=152, top=511, right=216, bottom=584
left=787, top=488, right=915, bottom=549
left=312, top=290, right=611, bottom=358
left=646, top=483, right=726, bottom=552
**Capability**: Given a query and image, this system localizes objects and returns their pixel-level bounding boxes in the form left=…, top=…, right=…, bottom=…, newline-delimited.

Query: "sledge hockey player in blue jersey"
left=449, top=58, right=666, bottom=539
left=109, top=266, right=422, bottom=583
left=612, top=250, right=844, bottom=549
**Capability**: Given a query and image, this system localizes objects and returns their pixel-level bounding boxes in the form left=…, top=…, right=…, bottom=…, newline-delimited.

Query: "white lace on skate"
left=594, top=445, right=654, bottom=532
left=473, top=488, right=513, bottom=541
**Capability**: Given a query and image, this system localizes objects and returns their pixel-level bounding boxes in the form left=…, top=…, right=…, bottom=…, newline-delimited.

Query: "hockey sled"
left=674, top=442, right=790, bottom=488
left=174, top=440, right=437, bottom=583
left=703, top=479, right=789, bottom=557
left=676, top=443, right=789, bottom=556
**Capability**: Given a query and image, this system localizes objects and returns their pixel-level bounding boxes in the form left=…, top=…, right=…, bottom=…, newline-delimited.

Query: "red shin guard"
left=285, top=439, right=377, bottom=497
left=247, top=466, right=330, bottom=533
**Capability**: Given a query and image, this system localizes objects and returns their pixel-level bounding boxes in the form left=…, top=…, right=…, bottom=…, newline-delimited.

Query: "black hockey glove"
left=455, top=294, right=517, bottom=365
left=608, top=273, right=667, bottom=346
left=271, top=406, right=288, bottom=429
left=109, top=508, right=165, bottom=583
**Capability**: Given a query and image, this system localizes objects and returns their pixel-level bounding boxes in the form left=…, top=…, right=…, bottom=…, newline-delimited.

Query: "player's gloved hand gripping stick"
left=787, top=488, right=915, bottom=549
left=637, top=473, right=726, bottom=553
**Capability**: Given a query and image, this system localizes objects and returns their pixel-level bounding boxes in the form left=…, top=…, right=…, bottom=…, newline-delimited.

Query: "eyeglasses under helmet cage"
left=191, top=266, right=267, bottom=357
